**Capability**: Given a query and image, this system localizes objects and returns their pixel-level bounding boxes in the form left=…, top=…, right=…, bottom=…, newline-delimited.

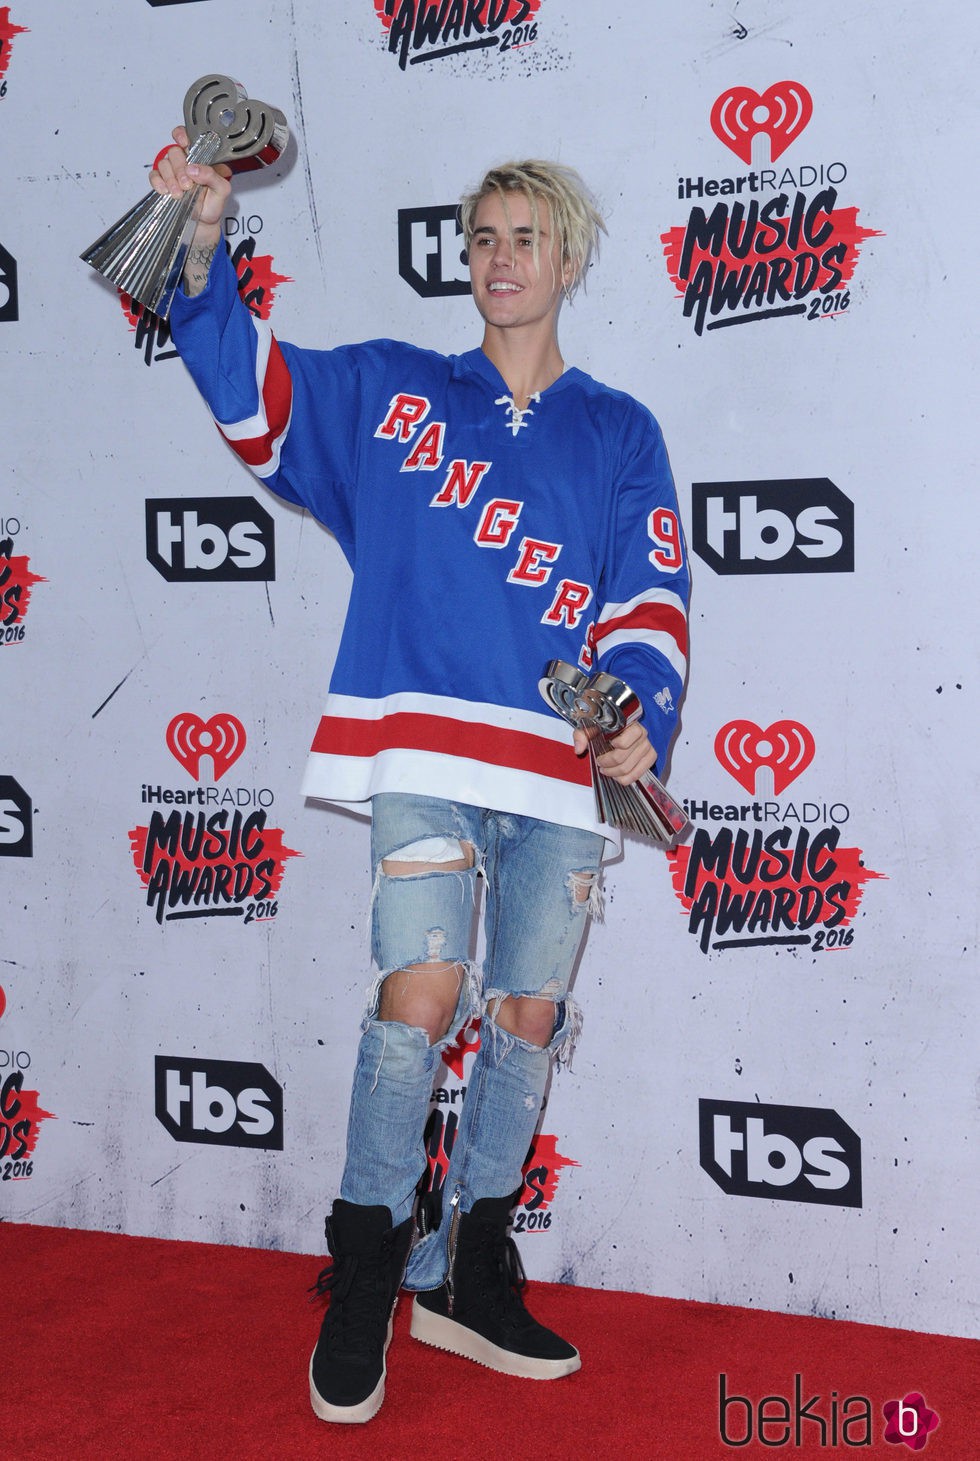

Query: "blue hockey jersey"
left=170, top=250, right=690, bottom=852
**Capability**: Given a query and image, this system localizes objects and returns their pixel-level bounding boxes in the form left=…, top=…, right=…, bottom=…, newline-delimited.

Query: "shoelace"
left=309, top=1240, right=395, bottom=1359
left=474, top=1233, right=569, bottom=1350
left=468, top=1226, right=533, bottom=1316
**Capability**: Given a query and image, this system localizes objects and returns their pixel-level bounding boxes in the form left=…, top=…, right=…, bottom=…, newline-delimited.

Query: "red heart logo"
left=166, top=712, right=247, bottom=782
left=710, top=81, right=813, bottom=165
left=714, top=720, right=815, bottom=796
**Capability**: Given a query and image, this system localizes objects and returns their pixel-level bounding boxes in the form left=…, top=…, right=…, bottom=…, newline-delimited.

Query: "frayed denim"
left=337, top=793, right=603, bottom=1288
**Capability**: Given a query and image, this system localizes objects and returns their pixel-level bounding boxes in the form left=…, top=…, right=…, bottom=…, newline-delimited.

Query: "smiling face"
left=467, top=188, right=574, bottom=339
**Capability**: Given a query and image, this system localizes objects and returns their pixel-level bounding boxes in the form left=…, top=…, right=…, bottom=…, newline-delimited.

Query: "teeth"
left=489, top=282, right=520, bottom=293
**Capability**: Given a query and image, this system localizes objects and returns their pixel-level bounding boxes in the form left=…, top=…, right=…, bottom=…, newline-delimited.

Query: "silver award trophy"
left=539, top=660, right=690, bottom=846
left=81, top=75, right=288, bottom=320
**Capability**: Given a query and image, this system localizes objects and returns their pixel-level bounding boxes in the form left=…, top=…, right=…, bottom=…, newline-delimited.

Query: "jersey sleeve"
left=168, top=247, right=362, bottom=560
left=593, top=405, right=690, bottom=775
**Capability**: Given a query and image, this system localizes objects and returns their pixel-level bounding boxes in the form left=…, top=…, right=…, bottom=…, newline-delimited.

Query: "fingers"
left=592, top=722, right=657, bottom=785
left=151, top=149, right=230, bottom=200
left=148, top=126, right=232, bottom=221
left=149, top=127, right=190, bottom=195
left=573, top=720, right=655, bottom=782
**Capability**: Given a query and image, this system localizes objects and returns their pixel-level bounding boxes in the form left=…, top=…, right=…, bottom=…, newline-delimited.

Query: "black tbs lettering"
left=0, top=241, right=18, bottom=322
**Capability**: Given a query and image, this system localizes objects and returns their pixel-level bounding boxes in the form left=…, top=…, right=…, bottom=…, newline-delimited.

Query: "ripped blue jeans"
left=339, top=792, right=604, bottom=1291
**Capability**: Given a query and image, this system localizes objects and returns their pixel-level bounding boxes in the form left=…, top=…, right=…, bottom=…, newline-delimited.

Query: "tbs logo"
left=155, top=1057, right=283, bottom=1150
left=0, top=243, right=18, bottom=323
left=398, top=205, right=471, bottom=298
left=692, top=478, right=854, bottom=574
left=146, top=497, right=275, bottom=582
left=0, top=776, right=32, bottom=858
left=699, top=1099, right=861, bottom=1207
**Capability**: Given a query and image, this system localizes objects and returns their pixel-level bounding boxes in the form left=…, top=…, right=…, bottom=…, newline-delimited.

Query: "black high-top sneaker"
left=309, top=1200, right=414, bottom=1423
left=410, top=1193, right=580, bottom=1379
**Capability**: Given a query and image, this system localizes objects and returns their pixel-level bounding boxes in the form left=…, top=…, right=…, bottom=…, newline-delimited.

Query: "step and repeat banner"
left=2, top=2, right=975, bottom=1340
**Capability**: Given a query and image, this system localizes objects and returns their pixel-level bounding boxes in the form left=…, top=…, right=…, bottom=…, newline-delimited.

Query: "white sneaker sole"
left=309, top=1311, right=395, bottom=1424
left=409, top=1297, right=581, bottom=1379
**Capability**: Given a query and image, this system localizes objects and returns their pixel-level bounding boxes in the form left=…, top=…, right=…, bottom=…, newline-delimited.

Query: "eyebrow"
left=471, top=224, right=548, bottom=238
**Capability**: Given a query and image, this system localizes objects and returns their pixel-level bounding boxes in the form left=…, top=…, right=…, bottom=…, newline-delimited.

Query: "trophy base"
left=81, top=187, right=199, bottom=320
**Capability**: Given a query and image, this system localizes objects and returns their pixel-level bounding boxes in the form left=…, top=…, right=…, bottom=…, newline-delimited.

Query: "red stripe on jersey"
left=310, top=712, right=591, bottom=787
left=594, top=600, right=688, bottom=658
left=220, top=335, right=293, bottom=468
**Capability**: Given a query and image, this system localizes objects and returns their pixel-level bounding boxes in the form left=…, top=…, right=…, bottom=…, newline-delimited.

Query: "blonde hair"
left=460, top=160, right=606, bottom=299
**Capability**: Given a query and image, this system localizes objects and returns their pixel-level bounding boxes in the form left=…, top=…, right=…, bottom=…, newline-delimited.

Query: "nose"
left=490, top=233, right=515, bottom=268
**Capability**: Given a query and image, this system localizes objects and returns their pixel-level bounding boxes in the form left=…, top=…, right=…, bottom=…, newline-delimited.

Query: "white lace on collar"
left=494, top=392, right=541, bottom=436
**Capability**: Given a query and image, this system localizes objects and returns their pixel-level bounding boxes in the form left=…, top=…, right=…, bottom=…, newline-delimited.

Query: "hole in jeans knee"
left=378, top=960, right=465, bottom=1044
left=489, top=991, right=558, bottom=1048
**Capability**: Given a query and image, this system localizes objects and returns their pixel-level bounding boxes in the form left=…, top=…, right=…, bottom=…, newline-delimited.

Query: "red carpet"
left=3, top=1223, right=975, bottom=1458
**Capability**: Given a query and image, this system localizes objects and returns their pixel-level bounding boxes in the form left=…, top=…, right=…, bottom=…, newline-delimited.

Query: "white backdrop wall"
left=2, top=1, right=976, bottom=1340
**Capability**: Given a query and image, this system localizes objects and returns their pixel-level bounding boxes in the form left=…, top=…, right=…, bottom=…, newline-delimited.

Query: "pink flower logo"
left=883, top=1393, right=940, bottom=1450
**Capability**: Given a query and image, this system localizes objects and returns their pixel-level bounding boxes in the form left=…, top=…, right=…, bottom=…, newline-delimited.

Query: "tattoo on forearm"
left=184, top=241, right=219, bottom=295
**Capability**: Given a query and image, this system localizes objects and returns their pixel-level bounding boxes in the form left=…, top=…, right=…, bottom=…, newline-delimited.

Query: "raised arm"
left=153, top=144, right=361, bottom=557
left=149, top=125, right=232, bottom=296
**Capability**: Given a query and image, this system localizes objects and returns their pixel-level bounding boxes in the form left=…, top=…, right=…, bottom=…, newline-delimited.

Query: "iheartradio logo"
left=710, top=81, right=813, bottom=165
left=166, top=713, right=247, bottom=782
left=714, top=719, right=815, bottom=796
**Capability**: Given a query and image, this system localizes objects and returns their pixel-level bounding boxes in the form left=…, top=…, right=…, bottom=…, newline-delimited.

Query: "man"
left=152, top=136, right=689, bottom=1423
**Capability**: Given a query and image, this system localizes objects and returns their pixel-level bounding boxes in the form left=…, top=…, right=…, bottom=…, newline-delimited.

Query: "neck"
left=480, top=326, right=565, bottom=411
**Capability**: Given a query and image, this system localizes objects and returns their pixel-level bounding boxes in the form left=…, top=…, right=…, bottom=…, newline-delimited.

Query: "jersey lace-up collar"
left=494, top=392, right=541, bottom=436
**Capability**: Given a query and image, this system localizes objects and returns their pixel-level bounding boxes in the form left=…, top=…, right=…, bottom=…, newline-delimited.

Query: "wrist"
left=183, top=232, right=222, bottom=297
